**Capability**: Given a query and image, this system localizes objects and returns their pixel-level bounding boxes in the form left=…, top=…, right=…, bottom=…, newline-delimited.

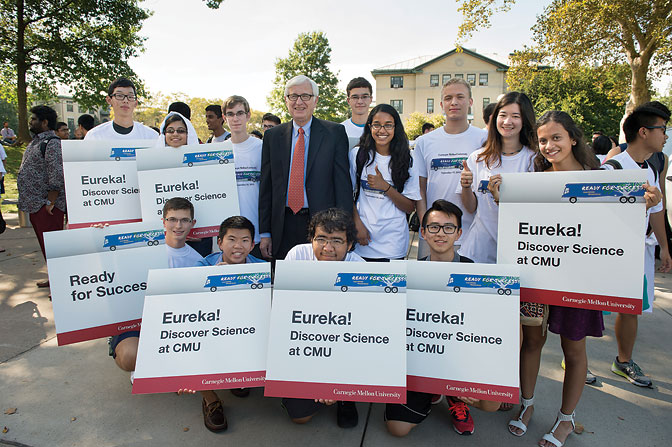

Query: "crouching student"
left=282, top=208, right=363, bottom=428
left=385, top=200, right=500, bottom=438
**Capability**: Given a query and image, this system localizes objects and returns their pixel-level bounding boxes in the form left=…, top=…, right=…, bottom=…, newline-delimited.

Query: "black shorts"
left=385, top=391, right=432, bottom=424
left=282, top=398, right=324, bottom=419
left=108, top=330, right=140, bottom=358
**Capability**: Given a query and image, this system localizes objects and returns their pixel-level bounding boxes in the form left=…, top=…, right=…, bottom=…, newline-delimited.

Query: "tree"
left=0, top=0, right=151, bottom=141
left=455, top=0, right=672, bottom=114
left=507, top=49, right=630, bottom=136
left=267, top=31, right=348, bottom=123
left=404, top=112, right=446, bottom=140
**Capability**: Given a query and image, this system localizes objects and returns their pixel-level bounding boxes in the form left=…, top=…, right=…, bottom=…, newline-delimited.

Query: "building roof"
left=371, top=48, right=509, bottom=75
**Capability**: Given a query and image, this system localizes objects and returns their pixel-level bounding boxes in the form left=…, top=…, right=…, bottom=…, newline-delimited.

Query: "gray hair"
left=285, top=75, right=319, bottom=97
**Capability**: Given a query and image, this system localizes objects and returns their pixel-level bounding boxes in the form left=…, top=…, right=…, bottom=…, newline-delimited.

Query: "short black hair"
left=592, top=130, right=603, bottom=136
left=218, top=216, right=255, bottom=240
left=592, top=135, right=613, bottom=155
left=308, top=208, right=356, bottom=244
left=29, top=105, right=58, bottom=130
left=346, top=77, right=373, bottom=96
left=483, top=102, right=496, bottom=126
left=422, top=199, right=463, bottom=229
left=162, top=197, right=194, bottom=219
left=262, top=113, right=281, bottom=125
left=205, top=104, right=222, bottom=118
left=56, top=121, right=68, bottom=130
left=623, top=101, right=671, bottom=143
left=77, top=114, right=95, bottom=130
left=168, top=102, right=191, bottom=120
left=107, top=78, right=136, bottom=97
left=250, top=130, right=263, bottom=139
left=421, top=123, right=435, bottom=133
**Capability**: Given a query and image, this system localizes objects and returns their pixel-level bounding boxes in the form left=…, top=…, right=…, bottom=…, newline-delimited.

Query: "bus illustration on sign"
left=477, top=179, right=490, bottom=194
left=110, top=147, right=138, bottom=161
left=204, top=272, right=271, bottom=292
left=334, top=273, right=406, bottom=293
left=361, top=180, right=385, bottom=196
left=102, top=229, right=164, bottom=251
left=561, top=182, right=645, bottom=203
left=447, top=274, right=520, bottom=295
left=183, top=150, right=234, bottom=167
left=431, top=157, right=467, bottom=171
left=236, top=170, right=261, bottom=183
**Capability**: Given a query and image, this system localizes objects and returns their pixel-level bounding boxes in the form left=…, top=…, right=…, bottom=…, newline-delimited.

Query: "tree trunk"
left=619, top=56, right=652, bottom=143
left=16, top=0, right=30, bottom=142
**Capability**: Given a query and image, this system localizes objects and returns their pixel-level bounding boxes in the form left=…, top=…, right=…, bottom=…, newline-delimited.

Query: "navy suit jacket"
left=259, top=117, right=352, bottom=255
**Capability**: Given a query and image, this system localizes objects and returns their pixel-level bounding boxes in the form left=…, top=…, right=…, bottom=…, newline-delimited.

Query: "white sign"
left=406, top=261, right=519, bottom=403
left=497, top=169, right=646, bottom=314
left=132, top=263, right=271, bottom=394
left=44, top=222, right=168, bottom=345
left=136, top=143, right=240, bottom=237
left=265, top=261, right=407, bottom=403
left=62, top=140, right=154, bottom=228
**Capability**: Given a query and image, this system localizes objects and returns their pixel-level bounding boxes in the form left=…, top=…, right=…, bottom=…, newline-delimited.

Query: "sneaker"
left=202, top=398, right=228, bottom=432
left=561, top=359, right=598, bottom=385
left=431, top=394, right=444, bottom=405
left=447, top=397, right=474, bottom=435
left=611, top=358, right=653, bottom=387
left=336, top=401, right=358, bottom=428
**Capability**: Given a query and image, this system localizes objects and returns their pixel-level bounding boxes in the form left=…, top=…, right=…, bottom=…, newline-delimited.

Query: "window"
left=442, top=74, right=451, bottom=86
left=479, top=73, right=488, bottom=86
left=430, top=74, right=439, bottom=87
left=89, top=108, right=96, bottom=114
left=483, top=98, right=491, bottom=107
left=454, top=73, right=464, bottom=79
left=390, top=76, right=403, bottom=88
left=66, top=101, right=74, bottom=112
left=390, top=100, right=403, bottom=114
left=427, top=98, right=434, bottom=114
left=67, top=118, right=75, bottom=133
left=467, top=74, right=476, bottom=86
left=78, top=105, right=85, bottom=113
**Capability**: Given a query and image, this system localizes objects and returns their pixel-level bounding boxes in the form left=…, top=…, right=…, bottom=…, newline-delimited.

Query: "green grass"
left=1, top=143, right=25, bottom=214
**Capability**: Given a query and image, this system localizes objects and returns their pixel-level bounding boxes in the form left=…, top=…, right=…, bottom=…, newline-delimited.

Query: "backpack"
left=604, top=157, right=659, bottom=183
left=39, top=136, right=60, bottom=158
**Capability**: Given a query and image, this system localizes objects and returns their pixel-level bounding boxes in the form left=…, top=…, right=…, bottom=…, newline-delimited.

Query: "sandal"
left=540, top=411, right=575, bottom=447
left=508, top=396, right=534, bottom=436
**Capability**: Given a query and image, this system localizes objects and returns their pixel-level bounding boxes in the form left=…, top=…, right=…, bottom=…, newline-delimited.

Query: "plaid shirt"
left=17, top=131, right=66, bottom=213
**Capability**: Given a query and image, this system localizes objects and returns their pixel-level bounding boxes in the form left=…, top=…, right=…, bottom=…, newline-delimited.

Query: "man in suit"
left=259, top=75, right=352, bottom=260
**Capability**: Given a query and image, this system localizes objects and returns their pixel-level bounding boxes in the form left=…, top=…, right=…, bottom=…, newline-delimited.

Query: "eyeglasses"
left=225, top=111, right=247, bottom=118
left=165, top=128, right=187, bottom=134
left=349, top=94, right=371, bottom=101
left=164, top=217, right=192, bottom=224
left=425, top=223, right=458, bottom=234
left=313, top=236, right=346, bottom=247
left=644, top=126, right=671, bottom=132
left=287, top=94, right=315, bottom=102
left=110, top=93, right=137, bottom=101
left=370, top=123, right=395, bottom=131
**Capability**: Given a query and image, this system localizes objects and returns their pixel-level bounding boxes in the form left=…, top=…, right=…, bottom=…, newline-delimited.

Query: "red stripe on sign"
left=132, top=371, right=266, bottom=394
left=264, top=380, right=405, bottom=403
left=189, top=226, right=219, bottom=238
left=56, top=319, right=142, bottom=346
left=407, top=376, right=518, bottom=404
left=521, top=287, right=641, bottom=315
left=68, top=218, right=142, bottom=229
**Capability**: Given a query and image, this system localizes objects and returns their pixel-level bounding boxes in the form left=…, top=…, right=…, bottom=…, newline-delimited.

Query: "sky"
left=130, top=0, right=670, bottom=111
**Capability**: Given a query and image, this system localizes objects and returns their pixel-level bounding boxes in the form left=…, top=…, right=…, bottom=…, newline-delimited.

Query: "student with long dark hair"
left=350, top=104, right=419, bottom=261
left=458, top=92, right=537, bottom=263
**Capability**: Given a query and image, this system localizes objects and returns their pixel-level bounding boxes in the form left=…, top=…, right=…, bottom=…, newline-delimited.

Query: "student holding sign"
left=386, top=200, right=499, bottom=438
left=458, top=92, right=537, bottom=264
left=283, top=208, right=362, bottom=428
left=350, top=104, right=419, bottom=261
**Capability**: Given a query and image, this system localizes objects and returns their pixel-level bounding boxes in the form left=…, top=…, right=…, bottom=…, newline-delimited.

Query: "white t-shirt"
left=602, top=150, right=663, bottom=226
left=210, top=132, right=231, bottom=143
left=233, top=136, right=263, bottom=243
left=166, top=244, right=203, bottom=268
left=413, top=125, right=487, bottom=244
left=84, top=121, right=158, bottom=140
left=285, top=243, right=365, bottom=262
left=349, top=147, right=421, bottom=259
left=341, top=119, right=365, bottom=140
left=457, top=146, right=536, bottom=263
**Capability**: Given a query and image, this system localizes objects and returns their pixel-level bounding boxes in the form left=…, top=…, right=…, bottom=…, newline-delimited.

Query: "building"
left=371, top=48, right=508, bottom=128
left=33, top=95, right=110, bottom=137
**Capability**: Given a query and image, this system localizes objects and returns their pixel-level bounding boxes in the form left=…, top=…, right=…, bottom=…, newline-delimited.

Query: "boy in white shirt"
left=341, top=77, right=373, bottom=141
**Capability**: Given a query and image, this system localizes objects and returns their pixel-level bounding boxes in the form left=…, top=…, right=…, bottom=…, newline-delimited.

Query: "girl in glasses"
left=156, top=111, right=198, bottom=148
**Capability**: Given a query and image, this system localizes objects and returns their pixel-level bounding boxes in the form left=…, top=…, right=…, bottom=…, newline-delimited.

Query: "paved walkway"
left=1, top=213, right=671, bottom=446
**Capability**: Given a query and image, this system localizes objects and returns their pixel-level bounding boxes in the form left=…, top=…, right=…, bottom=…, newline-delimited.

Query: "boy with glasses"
left=85, top=78, right=158, bottom=140
left=261, top=113, right=281, bottom=134
left=342, top=77, right=373, bottom=140
left=386, top=200, right=499, bottom=437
